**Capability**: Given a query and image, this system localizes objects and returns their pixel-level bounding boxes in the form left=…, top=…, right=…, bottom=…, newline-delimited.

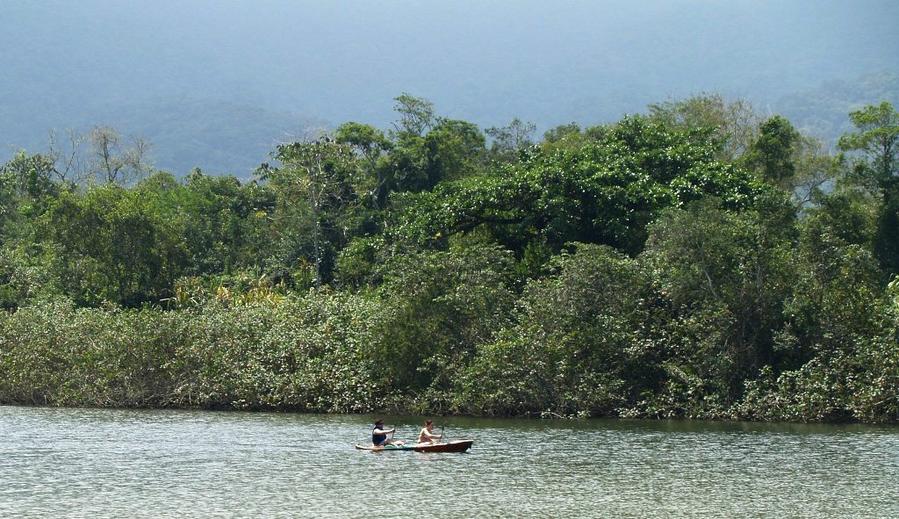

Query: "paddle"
left=421, top=421, right=443, bottom=444
left=387, top=424, right=406, bottom=446
left=388, top=425, right=397, bottom=445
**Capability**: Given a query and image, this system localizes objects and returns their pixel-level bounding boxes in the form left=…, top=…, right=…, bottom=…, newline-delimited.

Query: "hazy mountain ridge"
left=3, top=72, right=894, bottom=177
left=95, top=98, right=326, bottom=177
left=2, top=0, right=897, bottom=174
left=775, top=72, right=899, bottom=144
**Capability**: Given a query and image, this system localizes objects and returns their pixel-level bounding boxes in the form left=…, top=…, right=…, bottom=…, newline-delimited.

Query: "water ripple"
left=0, top=407, right=897, bottom=518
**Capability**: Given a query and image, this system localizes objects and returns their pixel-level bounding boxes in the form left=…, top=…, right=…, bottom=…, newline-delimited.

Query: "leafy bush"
left=0, top=293, right=386, bottom=412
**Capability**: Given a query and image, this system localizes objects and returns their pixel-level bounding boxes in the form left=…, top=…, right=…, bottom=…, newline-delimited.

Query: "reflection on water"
left=1, top=407, right=897, bottom=518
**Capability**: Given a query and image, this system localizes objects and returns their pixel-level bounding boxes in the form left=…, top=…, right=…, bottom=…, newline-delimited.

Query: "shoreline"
left=2, top=402, right=895, bottom=427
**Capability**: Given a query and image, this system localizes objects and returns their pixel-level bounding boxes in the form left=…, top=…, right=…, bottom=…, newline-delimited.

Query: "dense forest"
left=1, top=94, right=897, bottom=423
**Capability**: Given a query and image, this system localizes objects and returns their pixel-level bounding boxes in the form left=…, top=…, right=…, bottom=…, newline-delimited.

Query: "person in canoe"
left=371, top=419, right=405, bottom=447
left=417, top=419, right=443, bottom=444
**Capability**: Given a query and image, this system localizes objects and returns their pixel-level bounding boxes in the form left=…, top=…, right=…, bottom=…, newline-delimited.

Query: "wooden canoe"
left=354, top=440, right=473, bottom=453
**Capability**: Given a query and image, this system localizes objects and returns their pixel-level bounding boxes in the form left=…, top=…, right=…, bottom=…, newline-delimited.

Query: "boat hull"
left=413, top=440, right=473, bottom=453
left=354, top=440, right=473, bottom=453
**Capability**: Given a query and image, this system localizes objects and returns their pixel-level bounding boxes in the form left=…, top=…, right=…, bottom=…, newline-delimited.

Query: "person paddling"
left=417, top=419, right=443, bottom=444
left=371, top=419, right=404, bottom=447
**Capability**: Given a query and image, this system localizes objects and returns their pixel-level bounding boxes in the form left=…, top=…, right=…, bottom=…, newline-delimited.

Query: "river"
left=1, top=406, right=897, bottom=518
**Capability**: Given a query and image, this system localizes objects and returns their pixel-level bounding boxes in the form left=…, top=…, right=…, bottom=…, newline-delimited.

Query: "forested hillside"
left=1, top=94, right=897, bottom=423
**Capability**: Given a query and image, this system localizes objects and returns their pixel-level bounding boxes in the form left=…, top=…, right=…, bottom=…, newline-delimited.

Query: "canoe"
left=354, top=440, right=473, bottom=453
left=413, top=440, right=473, bottom=453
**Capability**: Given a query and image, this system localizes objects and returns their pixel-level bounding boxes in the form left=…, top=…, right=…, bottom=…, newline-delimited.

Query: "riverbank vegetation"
left=1, top=95, right=897, bottom=423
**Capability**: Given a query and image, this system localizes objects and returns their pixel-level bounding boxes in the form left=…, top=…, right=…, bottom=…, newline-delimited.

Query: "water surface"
left=1, top=406, right=897, bottom=517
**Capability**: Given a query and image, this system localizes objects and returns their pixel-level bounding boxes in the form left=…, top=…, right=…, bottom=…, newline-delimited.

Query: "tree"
left=648, top=94, right=760, bottom=160
left=392, top=93, right=435, bottom=137
left=743, top=115, right=800, bottom=187
left=373, top=243, right=516, bottom=398
left=393, top=115, right=773, bottom=256
left=486, top=118, right=536, bottom=163
left=838, top=101, right=899, bottom=191
left=0, top=152, right=59, bottom=202
left=335, top=122, right=392, bottom=209
left=46, top=128, right=88, bottom=186
left=643, top=200, right=795, bottom=403
left=262, top=138, right=359, bottom=286
left=423, top=118, right=487, bottom=183
left=800, top=190, right=878, bottom=250
left=790, top=136, right=842, bottom=207
left=386, top=117, right=488, bottom=193
left=40, top=185, right=188, bottom=306
left=542, top=122, right=582, bottom=145
left=164, top=170, right=273, bottom=276
left=838, top=102, right=899, bottom=273
left=459, top=244, right=652, bottom=417
left=88, top=126, right=152, bottom=184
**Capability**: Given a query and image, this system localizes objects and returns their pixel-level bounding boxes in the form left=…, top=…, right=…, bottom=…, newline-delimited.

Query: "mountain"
left=775, top=72, right=899, bottom=145
left=2, top=0, right=897, bottom=174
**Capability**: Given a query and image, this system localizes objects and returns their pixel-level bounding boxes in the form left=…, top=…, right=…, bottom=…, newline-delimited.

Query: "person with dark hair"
left=371, top=419, right=404, bottom=447
left=417, top=419, right=442, bottom=444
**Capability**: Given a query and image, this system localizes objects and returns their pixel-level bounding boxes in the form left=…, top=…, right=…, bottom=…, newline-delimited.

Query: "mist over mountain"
left=2, top=0, right=897, bottom=175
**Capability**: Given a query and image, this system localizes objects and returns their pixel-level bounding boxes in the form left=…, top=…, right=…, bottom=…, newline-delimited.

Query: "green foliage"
left=372, top=243, right=516, bottom=410
left=648, top=94, right=759, bottom=160
left=541, top=122, right=583, bottom=145
left=739, top=325, right=899, bottom=424
left=335, top=122, right=392, bottom=209
left=847, top=330, right=899, bottom=423
left=0, top=293, right=386, bottom=412
left=486, top=118, right=536, bottom=164
left=874, top=188, right=899, bottom=273
left=800, top=190, right=878, bottom=253
left=262, top=139, right=361, bottom=286
left=743, top=115, right=801, bottom=187
left=384, top=118, right=488, bottom=193
left=0, top=152, right=60, bottom=204
left=643, top=200, right=795, bottom=403
left=838, top=101, right=898, bottom=191
left=784, top=225, right=884, bottom=361
left=177, top=170, right=275, bottom=275
left=392, top=93, right=436, bottom=137
left=458, top=244, right=652, bottom=417
left=38, top=185, right=188, bottom=306
left=423, top=119, right=487, bottom=182
left=734, top=215, right=895, bottom=423
left=0, top=242, right=62, bottom=308
left=837, top=101, right=899, bottom=274
left=394, top=115, right=771, bottom=256
left=0, top=97, right=896, bottom=423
